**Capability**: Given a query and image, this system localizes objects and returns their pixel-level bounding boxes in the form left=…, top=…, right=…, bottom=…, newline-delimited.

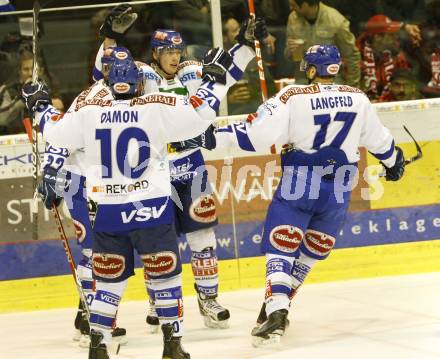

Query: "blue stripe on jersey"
left=93, top=67, right=104, bottom=81
left=229, top=43, right=242, bottom=57
left=81, top=280, right=94, bottom=290
left=233, top=123, right=256, bottom=152
left=93, top=196, right=174, bottom=232
left=370, top=140, right=395, bottom=160
left=229, top=64, right=243, bottom=82
left=90, top=313, right=115, bottom=328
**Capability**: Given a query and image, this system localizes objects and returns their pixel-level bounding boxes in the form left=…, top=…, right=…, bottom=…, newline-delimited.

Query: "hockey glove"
left=37, top=166, right=68, bottom=210
left=202, top=47, right=233, bottom=85
left=168, top=125, right=217, bottom=153
left=99, top=3, right=138, bottom=41
left=382, top=146, right=405, bottom=181
left=22, top=81, right=51, bottom=113
left=235, top=16, right=268, bottom=48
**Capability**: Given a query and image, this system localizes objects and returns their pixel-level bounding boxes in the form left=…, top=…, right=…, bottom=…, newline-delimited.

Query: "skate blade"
left=251, top=333, right=282, bottom=348
left=147, top=323, right=160, bottom=334
left=113, top=334, right=128, bottom=346
left=78, top=334, right=90, bottom=348
left=72, top=329, right=81, bottom=342
left=203, top=315, right=229, bottom=329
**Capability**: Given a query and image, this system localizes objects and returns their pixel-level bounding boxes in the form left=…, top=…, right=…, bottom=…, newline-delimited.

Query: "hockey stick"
left=30, top=0, right=40, bottom=240
left=23, top=117, right=92, bottom=322
left=247, top=0, right=268, bottom=102
left=379, top=125, right=423, bottom=177
left=402, top=125, right=423, bottom=165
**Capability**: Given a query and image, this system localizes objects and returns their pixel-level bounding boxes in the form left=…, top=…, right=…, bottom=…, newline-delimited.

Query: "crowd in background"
left=0, top=0, right=439, bottom=134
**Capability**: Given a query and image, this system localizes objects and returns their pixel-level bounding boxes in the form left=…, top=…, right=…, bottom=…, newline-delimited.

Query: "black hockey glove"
left=168, top=125, right=217, bottom=153
left=37, top=166, right=67, bottom=210
left=382, top=146, right=405, bottom=181
left=235, top=16, right=268, bottom=48
left=202, top=47, right=233, bottom=85
left=99, top=3, right=138, bottom=41
left=22, top=81, right=51, bottom=113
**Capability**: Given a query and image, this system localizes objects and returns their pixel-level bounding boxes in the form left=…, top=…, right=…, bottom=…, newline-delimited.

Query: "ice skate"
left=146, top=299, right=160, bottom=333
left=255, top=302, right=289, bottom=331
left=196, top=289, right=230, bottom=329
left=162, top=323, right=190, bottom=359
left=88, top=330, right=110, bottom=359
left=79, top=325, right=128, bottom=348
left=251, top=309, right=288, bottom=347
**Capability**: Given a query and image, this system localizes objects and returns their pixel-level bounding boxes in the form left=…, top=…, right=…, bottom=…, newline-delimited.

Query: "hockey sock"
left=77, top=250, right=95, bottom=308
left=150, top=274, right=184, bottom=336
left=291, top=251, right=318, bottom=290
left=89, top=279, right=127, bottom=345
left=264, top=253, right=295, bottom=316
left=187, top=228, right=219, bottom=298
left=144, top=277, right=155, bottom=302
left=191, top=247, right=218, bottom=298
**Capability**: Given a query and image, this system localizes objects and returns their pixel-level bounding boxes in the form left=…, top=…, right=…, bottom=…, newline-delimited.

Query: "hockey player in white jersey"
left=212, top=44, right=406, bottom=346
left=92, top=4, right=267, bottom=331
left=22, top=53, right=223, bottom=359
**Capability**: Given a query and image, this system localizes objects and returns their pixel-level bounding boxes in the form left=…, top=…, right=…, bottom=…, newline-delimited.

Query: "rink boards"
left=0, top=99, right=439, bottom=312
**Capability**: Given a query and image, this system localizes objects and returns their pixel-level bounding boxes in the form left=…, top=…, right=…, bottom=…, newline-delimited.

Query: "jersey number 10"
left=96, top=128, right=150, bottom=179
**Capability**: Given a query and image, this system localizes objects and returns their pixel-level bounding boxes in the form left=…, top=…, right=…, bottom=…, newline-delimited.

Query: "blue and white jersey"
left=217, top=83, right=397, bottom=167
left=36, top=92, right=215, bottom=232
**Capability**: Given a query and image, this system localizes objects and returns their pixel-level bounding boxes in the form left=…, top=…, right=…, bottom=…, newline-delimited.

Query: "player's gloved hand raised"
left=168, top=125, right=217, bottom=153
left=202, top=47, right=233, bottom=85
left=99, top=3, right=138, bottom=41
left=382, top=146, right=405, bottom=181
left=37, top=166, right=67, bottom=210
left=22, top=81, right=51, bottom=113
left=235, top=16, right=269, bottom=48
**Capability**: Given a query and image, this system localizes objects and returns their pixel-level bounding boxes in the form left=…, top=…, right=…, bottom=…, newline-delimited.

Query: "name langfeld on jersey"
left=310, top=95, right=353, bottom=110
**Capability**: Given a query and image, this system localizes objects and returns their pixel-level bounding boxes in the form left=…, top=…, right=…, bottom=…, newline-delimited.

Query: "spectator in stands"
left=357, top=14, right=412, bottom=101
left=378, top=68, right=421, bottom=102
left=285, top=0, right=361, bottom=87
left=223, top=17, right=275, bottom=115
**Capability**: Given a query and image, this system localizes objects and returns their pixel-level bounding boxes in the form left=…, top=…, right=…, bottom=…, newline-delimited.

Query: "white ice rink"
left=1, top=272, right=440, bottom=359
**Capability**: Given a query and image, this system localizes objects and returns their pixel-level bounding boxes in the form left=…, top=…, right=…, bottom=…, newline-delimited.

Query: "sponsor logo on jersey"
left=303, top=230, right=335, bottom=258
left=120, top=203, right=168, bottom=223
left=94, top=88, right=110, bottom=99
left=141, top=251, right=177, bottom=276
left=180, top=72, right=197, bottom=82
left=177, top=60, right=202, bottom=72
left=189, top=195, right=217, bottom=223
left=269, top=225, right=303, bottom=253
left=92, top=179, right=149, bottom=194
left=100, top=110, right=139, bottom=124
left=73, top=219, right=86, bottom=243
left=337, top=85, right=364, bottom=94
left=279, top=84, right=321, bottom=104
left=169, top=159, right=196, bottom=181
left=75, top=98, right=112, bottom=111
left=130, top=94, right=176, bottom=106
left=92, top=253, right=125, bottom=279
left=96, top=291, right=120, bottom=306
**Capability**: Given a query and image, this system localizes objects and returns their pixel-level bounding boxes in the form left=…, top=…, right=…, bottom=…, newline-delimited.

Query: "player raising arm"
left=22, top=54, right=218, bottom=359
left=210, top=44, right=405, bottom=346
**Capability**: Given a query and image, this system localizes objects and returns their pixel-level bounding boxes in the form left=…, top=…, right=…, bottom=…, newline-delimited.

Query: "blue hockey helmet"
left=300, top=45, right=341, bottom=77
left=151, top=29, right=185, bottom=52
left=107, top=54, right=142, bottom=97
left=101, top=46, right=134, bottom=67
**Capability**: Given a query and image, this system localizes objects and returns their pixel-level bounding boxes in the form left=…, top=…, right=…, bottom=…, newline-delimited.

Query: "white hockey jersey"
left=37, top=91, right=214, bottom=232
left=218, top=83, right=397, bottom=167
